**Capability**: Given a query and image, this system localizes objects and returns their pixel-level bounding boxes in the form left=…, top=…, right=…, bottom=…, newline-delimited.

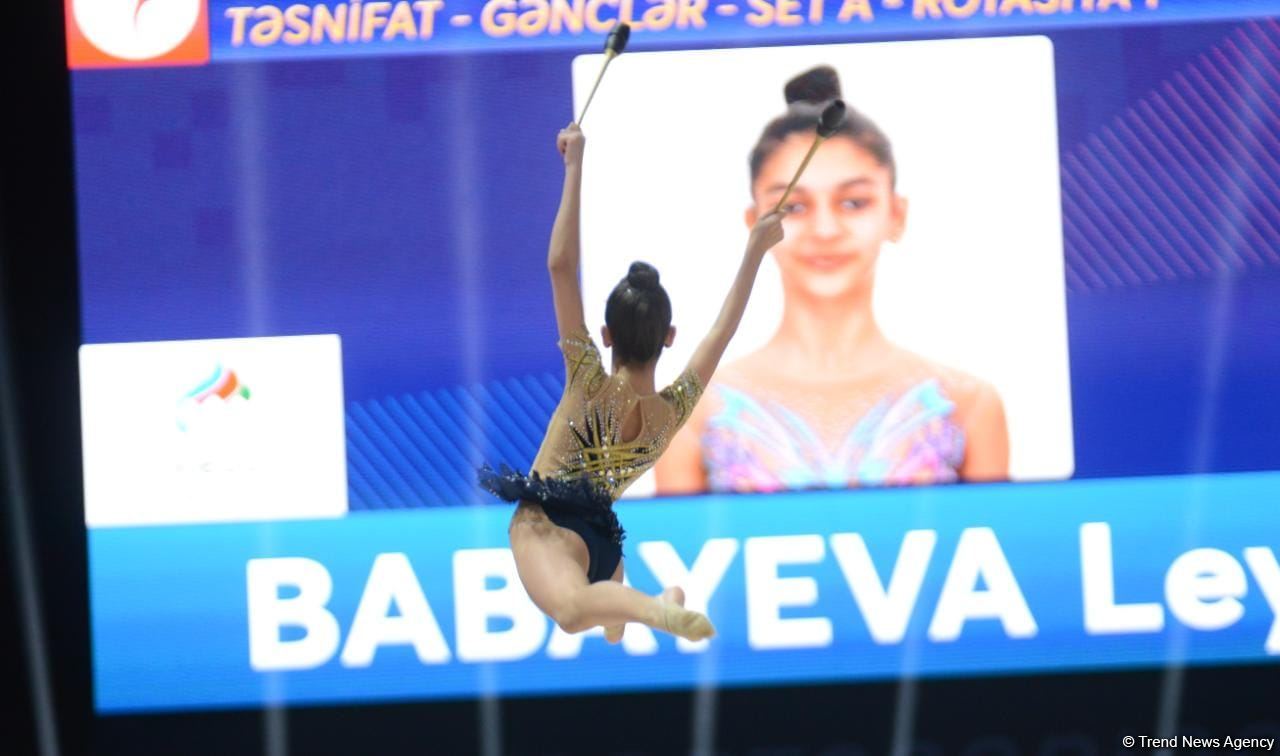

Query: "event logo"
left=79, top=334, right=348, bottom=527
left=173, top=363, right=260, bottom=480
left=66, top=0, right=210, bottom=68
left=177, top=363, right=251, bottom=432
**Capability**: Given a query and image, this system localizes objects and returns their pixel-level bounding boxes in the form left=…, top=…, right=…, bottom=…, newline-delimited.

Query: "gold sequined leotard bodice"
left=530, top=325, right=704, bottom=501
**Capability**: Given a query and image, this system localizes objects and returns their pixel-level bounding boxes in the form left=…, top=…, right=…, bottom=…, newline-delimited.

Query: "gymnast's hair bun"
left=784, top=66, right=842, bottom=106
left=626, top=261, right=661, bottom=290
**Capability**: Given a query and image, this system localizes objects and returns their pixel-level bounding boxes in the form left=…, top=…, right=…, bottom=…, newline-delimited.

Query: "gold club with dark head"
left=773, top=99, right=848, bottom=213
left=577, top=23, right=631, bottom=126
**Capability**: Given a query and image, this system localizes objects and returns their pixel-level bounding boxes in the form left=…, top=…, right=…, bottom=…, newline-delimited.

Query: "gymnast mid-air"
left=479, top=25, right=843, bottom=641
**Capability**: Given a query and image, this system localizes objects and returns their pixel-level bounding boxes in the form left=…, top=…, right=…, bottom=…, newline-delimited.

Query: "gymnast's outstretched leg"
left=511, top=521, right=714, bottom=641
left=604, top=562, right=690, bottom=644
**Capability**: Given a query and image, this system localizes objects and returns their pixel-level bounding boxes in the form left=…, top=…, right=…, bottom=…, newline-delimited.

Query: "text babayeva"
left=245, top=523, right=1280, bottom=670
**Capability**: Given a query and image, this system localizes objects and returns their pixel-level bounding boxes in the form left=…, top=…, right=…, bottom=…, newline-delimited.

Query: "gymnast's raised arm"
left=683, top=210, right=786, bottom=387
left=547, top=123, right=588, bottom=341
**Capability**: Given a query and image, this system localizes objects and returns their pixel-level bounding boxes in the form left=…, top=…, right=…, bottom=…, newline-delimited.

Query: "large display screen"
left=68, top=0, right=1280, bottom=712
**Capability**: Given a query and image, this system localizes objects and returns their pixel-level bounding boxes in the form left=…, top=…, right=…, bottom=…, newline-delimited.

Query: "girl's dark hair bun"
left=627, top=261, right=660, bottom=290
left=607, top=261, right=672, bottom=365
left=784, top=66, right=842, bottom=106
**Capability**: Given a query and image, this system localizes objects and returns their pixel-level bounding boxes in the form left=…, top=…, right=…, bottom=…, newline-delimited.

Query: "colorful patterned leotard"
left=698, top=362, right=968, bottom=492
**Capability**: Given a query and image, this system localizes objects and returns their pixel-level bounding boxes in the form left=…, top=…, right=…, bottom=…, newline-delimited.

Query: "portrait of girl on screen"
left=655, top=65, right=1009, bottom=495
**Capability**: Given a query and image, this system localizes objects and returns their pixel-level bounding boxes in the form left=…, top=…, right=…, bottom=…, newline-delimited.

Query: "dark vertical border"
left=1, top=2, right=90, bottom=754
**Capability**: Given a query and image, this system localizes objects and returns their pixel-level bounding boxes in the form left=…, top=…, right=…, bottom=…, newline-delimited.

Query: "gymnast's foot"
left=659, top=586, right=715, bottom=641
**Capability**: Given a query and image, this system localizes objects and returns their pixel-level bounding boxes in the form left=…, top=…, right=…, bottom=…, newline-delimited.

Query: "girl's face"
left=748, top=134, right=907, bottom=302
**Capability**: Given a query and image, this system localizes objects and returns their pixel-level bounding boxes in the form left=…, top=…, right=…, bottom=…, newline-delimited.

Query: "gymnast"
left=479, top=122, right=785, bottom=641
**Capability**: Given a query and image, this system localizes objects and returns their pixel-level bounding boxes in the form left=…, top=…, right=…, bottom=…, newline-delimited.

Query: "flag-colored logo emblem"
left=177, top=364, right=250, bottom=431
